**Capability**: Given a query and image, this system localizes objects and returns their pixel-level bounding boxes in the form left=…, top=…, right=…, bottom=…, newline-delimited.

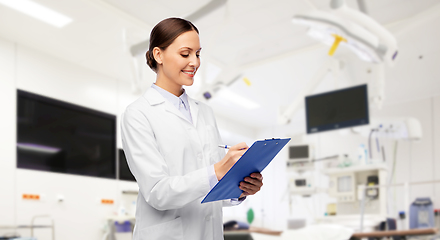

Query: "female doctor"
left=121, top=18, right=264, bottom=240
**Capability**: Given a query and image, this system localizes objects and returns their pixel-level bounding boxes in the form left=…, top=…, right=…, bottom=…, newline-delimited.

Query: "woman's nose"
left=189, top=55, right=200, bottom=68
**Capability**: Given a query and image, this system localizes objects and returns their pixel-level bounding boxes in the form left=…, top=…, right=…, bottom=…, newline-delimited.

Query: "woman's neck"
left=155, top=75, right=183, bottom=97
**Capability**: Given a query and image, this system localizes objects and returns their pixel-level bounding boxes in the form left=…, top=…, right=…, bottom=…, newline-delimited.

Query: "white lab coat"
left=121, top=87, right=235, bottom=240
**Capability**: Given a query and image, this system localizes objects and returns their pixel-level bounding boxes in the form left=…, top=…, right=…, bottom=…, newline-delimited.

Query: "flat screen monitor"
left=288, top=145, right=310, bottom=162
left=17, top=90, right=116, bottom=179
left=118, top=149, right=136, bottom=182
left=305, top=84, right=369, bottom=134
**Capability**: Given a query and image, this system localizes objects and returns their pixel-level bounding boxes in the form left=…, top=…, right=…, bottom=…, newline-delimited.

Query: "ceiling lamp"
left=292, top=0, right=398, bottom=66
left=0, top=0, right=72, bottom=28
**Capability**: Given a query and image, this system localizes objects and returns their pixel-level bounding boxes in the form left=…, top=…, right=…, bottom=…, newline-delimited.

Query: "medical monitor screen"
left=305, top=84, right=369, bottom=134
left=118, top=149, right=136, bottom=182
left=17, top=90, right=116, bottom=179
left=289, top=145, right=309, bottom=159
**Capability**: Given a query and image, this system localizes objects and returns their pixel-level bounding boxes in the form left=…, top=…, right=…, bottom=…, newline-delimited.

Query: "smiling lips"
left=182, top=69, right=196, bottom=78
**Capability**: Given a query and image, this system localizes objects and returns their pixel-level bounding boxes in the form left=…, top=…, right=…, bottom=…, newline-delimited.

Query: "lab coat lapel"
left=188, top=97, right=199, bottom=127
left=164, top=101, right=189, bottom=123
left=144, top=87, right=189, bottom=123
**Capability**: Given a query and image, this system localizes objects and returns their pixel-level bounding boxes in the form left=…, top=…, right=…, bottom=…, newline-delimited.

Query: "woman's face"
left=156, top=30, right=201, bottom=91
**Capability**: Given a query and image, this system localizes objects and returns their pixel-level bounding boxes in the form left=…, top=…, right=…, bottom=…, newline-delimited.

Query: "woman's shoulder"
left=126, top=95, right=149, bottom=111
left=123, top=91, right=156, bottom=121
left=125, top=87, right=161, bottom=111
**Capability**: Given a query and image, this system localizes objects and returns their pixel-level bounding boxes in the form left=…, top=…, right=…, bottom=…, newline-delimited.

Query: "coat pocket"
left=138, top=217, right=183, bottom=240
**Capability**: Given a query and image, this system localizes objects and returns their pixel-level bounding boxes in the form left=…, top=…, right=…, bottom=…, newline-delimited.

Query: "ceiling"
left=0, top=0, right=439, bottom=136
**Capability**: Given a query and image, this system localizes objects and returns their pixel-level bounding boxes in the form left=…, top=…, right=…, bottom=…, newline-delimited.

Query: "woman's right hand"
left=214, top=142, right=248, bottom=181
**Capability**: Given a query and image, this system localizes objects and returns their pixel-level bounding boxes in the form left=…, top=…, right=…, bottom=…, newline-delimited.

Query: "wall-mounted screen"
left=118, top=149, right=135, bottom=182
left=288, top=145, right=310, bottom=162
left=305, top=84, right=369, bottom=134
left=17, top=90, right=116, bottom=179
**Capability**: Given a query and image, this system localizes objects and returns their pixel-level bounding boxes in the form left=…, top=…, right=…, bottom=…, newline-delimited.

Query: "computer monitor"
left=288, top=144, right=311, bottom=162
left=305, top=84, right=369, bottom=134
left=17, top=89, right=116, bottom=179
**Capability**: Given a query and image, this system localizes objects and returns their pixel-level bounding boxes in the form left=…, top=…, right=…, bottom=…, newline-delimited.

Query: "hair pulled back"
left=146, top=17, right=199, bottom=72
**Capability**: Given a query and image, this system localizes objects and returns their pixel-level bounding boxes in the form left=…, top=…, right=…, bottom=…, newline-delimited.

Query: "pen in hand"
left=219, top=145, right=247, bottom=150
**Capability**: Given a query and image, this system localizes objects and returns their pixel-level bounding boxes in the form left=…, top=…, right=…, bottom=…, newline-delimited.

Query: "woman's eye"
left=196, top=54, right=200, bottom=58
left=181, top=54, right=189, bottom=58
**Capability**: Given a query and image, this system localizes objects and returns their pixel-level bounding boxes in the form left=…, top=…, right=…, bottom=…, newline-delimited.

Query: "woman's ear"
left=153, top=47, right=163, bottom=65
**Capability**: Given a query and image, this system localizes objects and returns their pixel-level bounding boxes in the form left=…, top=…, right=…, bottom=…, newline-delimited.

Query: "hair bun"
left=146, top=50, right=156, bottom=71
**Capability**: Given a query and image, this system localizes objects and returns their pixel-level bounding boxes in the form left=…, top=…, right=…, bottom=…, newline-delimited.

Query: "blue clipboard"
left=201, top=138, right=291, bottom=203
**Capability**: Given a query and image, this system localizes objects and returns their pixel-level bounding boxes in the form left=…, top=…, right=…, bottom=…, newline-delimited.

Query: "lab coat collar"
left=143, top=87, right=200, bottom=127
left=143, top=87, right=165, bottom=106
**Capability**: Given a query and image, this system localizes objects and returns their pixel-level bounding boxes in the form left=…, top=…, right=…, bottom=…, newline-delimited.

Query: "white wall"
left=435, top=96, right=440, bottom=210
left=0, top=35, right=17, bottom=228
left=0, top=36, right=140, bottom=240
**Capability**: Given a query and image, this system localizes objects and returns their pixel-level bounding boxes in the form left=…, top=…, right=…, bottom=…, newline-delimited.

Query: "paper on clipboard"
left=201, top=138, right=291, bottom=203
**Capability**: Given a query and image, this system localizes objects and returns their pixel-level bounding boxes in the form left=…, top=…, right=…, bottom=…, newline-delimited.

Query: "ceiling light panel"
left=0, top=0, right=72, bottom=28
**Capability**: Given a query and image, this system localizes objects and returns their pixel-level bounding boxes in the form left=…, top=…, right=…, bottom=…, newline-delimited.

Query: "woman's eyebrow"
left=179, top=47, right=202, bottom=51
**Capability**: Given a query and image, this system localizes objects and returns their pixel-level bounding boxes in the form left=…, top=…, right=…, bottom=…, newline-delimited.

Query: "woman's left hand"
left=239, top=172, right=263, bottom=198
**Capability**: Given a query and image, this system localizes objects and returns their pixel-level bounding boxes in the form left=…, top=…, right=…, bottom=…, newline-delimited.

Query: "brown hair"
left=146, top=17, right=199, bottom=72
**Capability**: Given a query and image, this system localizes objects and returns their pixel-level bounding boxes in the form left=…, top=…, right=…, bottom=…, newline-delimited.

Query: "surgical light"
left=0, top=0, right=73, bottom=28
left=292, top=1, right=398, bottom=66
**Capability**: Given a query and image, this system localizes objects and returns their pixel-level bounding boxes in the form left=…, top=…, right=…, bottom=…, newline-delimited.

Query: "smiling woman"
left=145, top=18, right=199, bottom=72
left=121, top=17, right=264, bottom=240
left=146, top=18, right=201, bottom=96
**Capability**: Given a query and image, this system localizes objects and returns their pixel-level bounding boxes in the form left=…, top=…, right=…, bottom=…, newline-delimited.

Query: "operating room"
left=0, top=0, right=440, bottom=239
